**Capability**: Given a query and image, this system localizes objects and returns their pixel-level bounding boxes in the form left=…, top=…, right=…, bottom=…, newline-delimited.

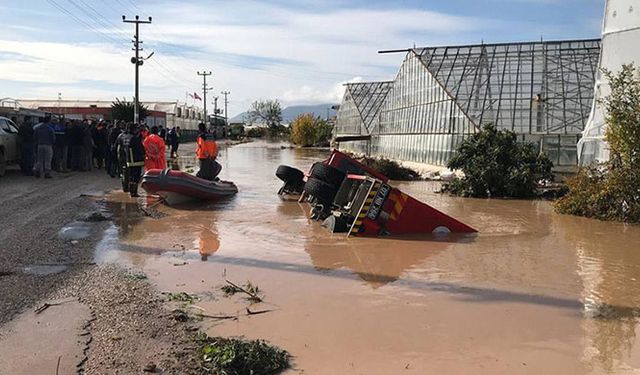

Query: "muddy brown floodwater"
left=98, top=140, right=640, bottom=374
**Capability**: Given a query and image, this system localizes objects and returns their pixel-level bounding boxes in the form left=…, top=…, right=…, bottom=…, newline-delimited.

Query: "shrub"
left=246, top=127, right=267, bottom=138
left=442, top=124, right=554, bottom=198
left=290, top=113, right=333, bottom=147
left=268, top=124, right=290, bottom=138
left=199, top=336, right=290, bottom=375
left=555, top=64, right=640, bottom=222
left=229, top=124, right=245, bottom=139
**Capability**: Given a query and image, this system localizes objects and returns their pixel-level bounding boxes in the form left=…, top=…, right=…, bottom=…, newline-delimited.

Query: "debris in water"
left=221, top=280, right=263, bottom=302
left=246, top=307, right=274, bottom=316
left=164, top=292, right=199, bottom=305
left=198, top=335, right=290, bottom=375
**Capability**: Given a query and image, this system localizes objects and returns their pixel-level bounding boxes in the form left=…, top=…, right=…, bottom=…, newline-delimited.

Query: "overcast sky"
left=1, top=0, right=604, bottom=117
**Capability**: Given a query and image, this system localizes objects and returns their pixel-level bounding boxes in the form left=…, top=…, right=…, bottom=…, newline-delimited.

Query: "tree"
left=247, top=100, right=282, bottom=128
left=290, top=113, right=334, bottom=147
left=111, top=97, right=149, bottom=122
left=443, top=124, right=554, bottom=198
left=555, top=64, right=640, bottom=222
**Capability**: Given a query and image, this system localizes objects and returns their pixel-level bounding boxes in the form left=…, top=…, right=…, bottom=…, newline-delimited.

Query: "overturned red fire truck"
left=275, top=150, right=477, bottom=237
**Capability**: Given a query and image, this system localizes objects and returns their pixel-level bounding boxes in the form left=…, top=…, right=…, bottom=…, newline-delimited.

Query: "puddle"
left=0, top=298, right=90, bottom=374
left=22, top=264, right=69, bottom=276
left=58, top=221, right=92, bottom=240
left=97, top=140, right=640, bottom=374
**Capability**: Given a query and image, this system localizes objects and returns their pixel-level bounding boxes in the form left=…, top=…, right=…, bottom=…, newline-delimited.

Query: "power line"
left=46, top=0, right=125, bottom=46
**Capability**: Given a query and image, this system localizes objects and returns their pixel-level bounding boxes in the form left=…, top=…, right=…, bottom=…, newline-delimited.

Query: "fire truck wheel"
left=304, top=177, right=338, bottom=206
left=275, top=165, right=304, bottom=184
left=310, top=162, right=346, bottom=188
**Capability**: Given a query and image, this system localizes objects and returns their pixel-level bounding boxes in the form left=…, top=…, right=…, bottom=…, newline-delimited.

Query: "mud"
left=0, top=298, right=91, bottom=375
left=97, top=140, right=640, bottom=374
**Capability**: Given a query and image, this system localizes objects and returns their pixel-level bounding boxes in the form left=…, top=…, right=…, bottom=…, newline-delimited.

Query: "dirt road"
left=0, top=165, right=201, bottom=374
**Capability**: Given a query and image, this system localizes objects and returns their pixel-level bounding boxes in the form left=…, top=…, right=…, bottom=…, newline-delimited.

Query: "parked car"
left=0, top=116, right=20, bottom=177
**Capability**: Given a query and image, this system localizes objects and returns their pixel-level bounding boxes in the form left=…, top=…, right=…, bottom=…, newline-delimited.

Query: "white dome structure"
left=578, top=0, right=640, bottom=165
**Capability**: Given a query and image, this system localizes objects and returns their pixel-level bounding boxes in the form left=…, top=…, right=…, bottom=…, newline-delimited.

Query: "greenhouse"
left=335, top=38, right=602, bottom=167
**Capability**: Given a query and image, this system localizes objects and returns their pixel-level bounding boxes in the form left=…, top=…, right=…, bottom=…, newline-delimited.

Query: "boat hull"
left=141, top=169, right=237, bottom=204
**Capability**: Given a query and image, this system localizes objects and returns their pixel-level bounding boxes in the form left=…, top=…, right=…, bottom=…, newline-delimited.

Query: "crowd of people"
left=16, top=116, right=219, bottom=199
left=17, top=116, right=182, bottom=189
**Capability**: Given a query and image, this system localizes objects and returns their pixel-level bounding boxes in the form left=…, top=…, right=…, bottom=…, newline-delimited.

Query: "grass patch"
left=198, top=334, right=290, bottom=375
left=164, top=292, right=199, bottom=305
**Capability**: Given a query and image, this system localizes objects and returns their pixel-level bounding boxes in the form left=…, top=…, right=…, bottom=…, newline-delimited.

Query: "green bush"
left=246, top=127, right=267, bottom=138
left=443, top=124, right=554, bottom=198
left=229, top=124, right=245, bottom=139
left=290, top=113, right=333, bottom=147
left=268, top=124, right=290, bottom=138
left=555, top=64, right=640, bottom=222
left=199, top=336, right=290, bottom=375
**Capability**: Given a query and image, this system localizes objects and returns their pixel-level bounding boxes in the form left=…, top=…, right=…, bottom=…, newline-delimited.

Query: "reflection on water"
left=98, top=140, right=640, bottom=374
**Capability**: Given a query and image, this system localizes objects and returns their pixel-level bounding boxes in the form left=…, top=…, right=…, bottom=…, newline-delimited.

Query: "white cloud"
left=1, top=1, right=487, bottom=116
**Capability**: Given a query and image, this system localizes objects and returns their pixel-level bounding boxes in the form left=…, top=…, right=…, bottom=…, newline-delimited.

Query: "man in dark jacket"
left=18, top=117, right=34, bottom=175
left=33, top=117, right=55, bottom=178
left=52, top=119, right=68, bottom=172
left=116, top=123, right=145, bottom=197
left=107, top=122, right=122, bottom=178
left=68, top=120, right=85, bottom=171
left=92, top=121, right=108, bottom=169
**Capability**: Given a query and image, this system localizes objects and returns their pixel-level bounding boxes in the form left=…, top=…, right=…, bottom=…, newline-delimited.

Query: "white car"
left=0, top=116, right=20, bottom=177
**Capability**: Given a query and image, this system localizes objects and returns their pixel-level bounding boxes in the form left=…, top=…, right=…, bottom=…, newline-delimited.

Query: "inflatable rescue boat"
left=141, top=169, right=237, bottom=205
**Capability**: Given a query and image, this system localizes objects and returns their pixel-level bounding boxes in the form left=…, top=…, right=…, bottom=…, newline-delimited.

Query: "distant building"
left=17, top=99, right=205, bottom=130
left=335, top=38, right=602, bottom=167
left=0, top=98, right=52, bottom=123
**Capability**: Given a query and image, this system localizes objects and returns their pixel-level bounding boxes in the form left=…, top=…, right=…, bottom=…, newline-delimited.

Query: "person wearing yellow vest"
left=195, top=123, right=221, bottom=181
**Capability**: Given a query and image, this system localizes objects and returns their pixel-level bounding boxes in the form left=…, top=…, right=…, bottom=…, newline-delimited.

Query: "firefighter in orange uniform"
left=142, top=126, right=167, bottom=171
left=195, top=122, right=220, bottom=181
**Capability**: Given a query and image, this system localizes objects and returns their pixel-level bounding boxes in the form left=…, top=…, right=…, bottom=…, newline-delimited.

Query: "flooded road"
left=98, top=140, right=640, bottom=374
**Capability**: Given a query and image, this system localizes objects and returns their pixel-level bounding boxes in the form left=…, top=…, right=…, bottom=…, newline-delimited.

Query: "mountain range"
left=229, top=103, right=338, bottom=124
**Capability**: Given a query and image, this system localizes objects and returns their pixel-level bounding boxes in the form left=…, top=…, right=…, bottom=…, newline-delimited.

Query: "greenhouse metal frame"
left=335, top=38, right=601, bottom=166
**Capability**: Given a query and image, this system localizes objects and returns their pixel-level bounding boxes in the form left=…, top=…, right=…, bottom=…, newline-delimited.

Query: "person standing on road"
left=92, top=120, right=108, bottom=169
left=52, top=118, right=68, bottom=172
left=117, top=123, right=145, bottom=197
left=168, top=126, right=180, bottom=158
left=107, top=121, right=122, bottom=178
left=81, top=121, right=94, bottom=171
left=195, top=122, right=220, bottom=181
left=33, top=116, right=55, bottom=179
left=18, top=116, right=34, bottom=175
left=142, top=126, right=166, bottom=171
left=69, top=120, right=84, bottom=171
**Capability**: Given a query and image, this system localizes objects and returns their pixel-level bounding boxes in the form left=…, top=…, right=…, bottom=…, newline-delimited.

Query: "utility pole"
left=221, top=91, right=230, bottom=127
left=197, top=71, right=212, bottom=125
left=212, top=96, right=219, bottom=124
left=123, top=15, right=152, bottom=124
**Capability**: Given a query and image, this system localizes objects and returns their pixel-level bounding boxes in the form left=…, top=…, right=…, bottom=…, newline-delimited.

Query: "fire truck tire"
left=310, top=162, right=346, bottom=188
left=276, top=165, right=304, bottom=184
left=304, top=177, right=338, bottom=205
